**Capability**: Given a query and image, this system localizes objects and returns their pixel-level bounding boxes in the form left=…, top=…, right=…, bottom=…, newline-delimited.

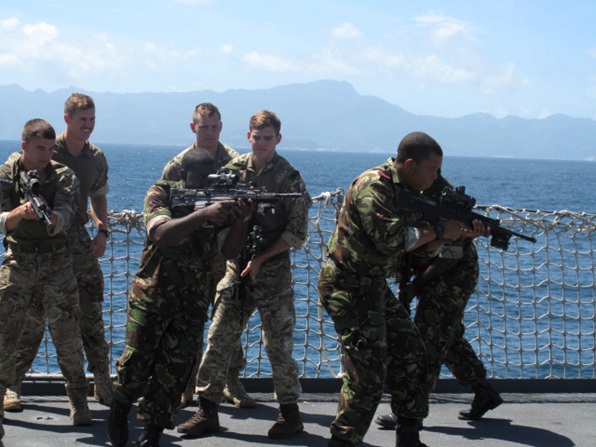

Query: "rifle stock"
left=395, top=185, right=536, bottom=250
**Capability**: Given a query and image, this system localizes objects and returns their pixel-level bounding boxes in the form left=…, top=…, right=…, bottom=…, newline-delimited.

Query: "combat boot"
left=3, top=385, right=22, bottom=412
left=0, top=386, right=6, bottom=440
left=223, top=372, right=255, bottom=408
left=267, top=403, right=304, bottom=439
left=375, top=412, right=397, bottom=429
left=93, top=365, right=113, bottom=405
left=107, top=399, right=132, bottom=447
left=136, top=423, right=164, bottom=447
left=176, top=396, right=220, bottom=437
left=458, top=377, right=503, bottom=420
left=396, top=417, right=428, bottom=447
left=65, top=384, right=92, bottom=426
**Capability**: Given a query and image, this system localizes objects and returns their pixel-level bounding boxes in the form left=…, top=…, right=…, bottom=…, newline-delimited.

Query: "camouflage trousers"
left=197, top=255, right=301, bottom=404
left=318, top=260, right=429, bottom=446
left=11, top=226, right=109, bottom=387
left=414, top=250, right=487, bottom=389
left=0, top=247, right=86, bottom=390
left=113, top=275, right=211, bottom=429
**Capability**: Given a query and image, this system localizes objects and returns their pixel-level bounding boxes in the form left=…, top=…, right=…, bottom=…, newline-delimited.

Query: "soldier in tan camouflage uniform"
left=177, top=110, right=312, bottom=440
left=375, top=175, right=501, bottom=430
left=318, top=132, right=470, bottom=447
left=4, top=94, right=113, bottom=414
left=160, top=103, right=254, bottom=409
left=107, top=150, right=253, bottom=447
left=0, top=119, right=91, bottom=440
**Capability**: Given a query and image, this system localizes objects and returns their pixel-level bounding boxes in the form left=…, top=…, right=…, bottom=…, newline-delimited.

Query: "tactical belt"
left=7, top=242, right=67, bottom=254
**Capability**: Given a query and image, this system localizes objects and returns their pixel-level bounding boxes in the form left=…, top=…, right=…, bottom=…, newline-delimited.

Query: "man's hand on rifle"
left=233, top=198, right=256, bottom=222
left=200, top=200, right=235, bottom=223
left=460, top=219, right=490, bottom=239
left=240, top=257, right=263, bottom=286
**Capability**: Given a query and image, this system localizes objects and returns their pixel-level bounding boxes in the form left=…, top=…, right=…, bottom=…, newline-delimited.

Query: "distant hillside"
left=1, top=81, right=595, bottom=161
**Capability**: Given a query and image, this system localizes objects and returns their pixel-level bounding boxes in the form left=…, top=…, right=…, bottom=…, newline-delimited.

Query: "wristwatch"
left=433, top=223, right=445, bottom=240
left=98, top=228, right=111, bottom=238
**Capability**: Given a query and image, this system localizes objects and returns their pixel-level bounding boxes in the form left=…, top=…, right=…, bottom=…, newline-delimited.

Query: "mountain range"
left=1, top=80, right=595, bottom=161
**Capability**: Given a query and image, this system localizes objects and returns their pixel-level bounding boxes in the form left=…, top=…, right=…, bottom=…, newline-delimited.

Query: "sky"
left=1, top=0, right=595, bottom=120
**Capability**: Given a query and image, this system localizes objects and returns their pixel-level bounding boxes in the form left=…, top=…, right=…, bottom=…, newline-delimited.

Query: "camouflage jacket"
left=130, top=180, right=223, bottom=310
left=0, top=154, right=79, bottom=244
left=224, top=152, right=312, bottom=252
left=327, top=157, right=424, bottom=278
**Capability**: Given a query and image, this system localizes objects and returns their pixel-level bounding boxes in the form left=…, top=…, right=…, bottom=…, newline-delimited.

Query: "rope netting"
left=8, top=192, right=596, bottom=380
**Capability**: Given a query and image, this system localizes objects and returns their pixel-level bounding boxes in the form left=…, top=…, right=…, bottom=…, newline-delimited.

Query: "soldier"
left=318, top=132, right=470, bottom=447
left=177, top=110, right=312, bottom=440
left=4, top=93, right=113, bottom=414
left=161, top=102, right=254, bottom=408
left=107, top=150, right=253, bottom=447
left=375, top=175, right=502, bottom=430
left=0, top=119, right=90, bottom=440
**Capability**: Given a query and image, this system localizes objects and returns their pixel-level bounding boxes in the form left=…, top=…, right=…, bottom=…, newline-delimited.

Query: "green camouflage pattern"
left=328, top=158, right=421, bottom=278
left=112, top=180, right=222, bottom=429
left=161, top=142, right=245, bottom=391
left=412, top=175, right=487, bottom=389
left=319, top=158, right=429, bottom=445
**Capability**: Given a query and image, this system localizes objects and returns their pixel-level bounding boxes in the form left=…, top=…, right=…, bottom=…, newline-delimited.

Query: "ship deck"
left=2, top=380, right=595, bottom=447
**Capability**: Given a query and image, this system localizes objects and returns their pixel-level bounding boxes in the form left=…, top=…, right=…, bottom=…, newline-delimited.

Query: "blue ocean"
left=1, top=141, right=595, bottom=380
left=1, top=140, right=594, bottom=213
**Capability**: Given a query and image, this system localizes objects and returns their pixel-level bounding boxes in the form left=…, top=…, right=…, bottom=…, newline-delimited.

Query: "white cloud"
left=0, top=17, right=20, bottom=31
left=415, top=13, right=476, bottom=46
left=330, top=22, right=362, bottom=40
left=219, top=44, right=234, bottom=54
left=242, top=51, right=299, bottom=72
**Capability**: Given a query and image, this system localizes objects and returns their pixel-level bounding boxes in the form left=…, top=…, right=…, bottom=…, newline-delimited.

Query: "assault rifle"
left=170, top=171, right=302, bottom=214
left=19, top=170, right=52, bottom=226
left=395, top=185, right=536, bottom=250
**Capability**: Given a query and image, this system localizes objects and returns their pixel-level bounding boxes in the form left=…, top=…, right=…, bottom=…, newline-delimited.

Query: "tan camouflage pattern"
left=112, top=180, right=222, bottom=429
left=0, top=159, right=86, bottom=391
left=11, top=141, right=110, bottom=385
left=197, top=256, right=301, bottom=404
left=319, top=158, right=429, bottom=445
left=197, top=153, right=310, bottom=405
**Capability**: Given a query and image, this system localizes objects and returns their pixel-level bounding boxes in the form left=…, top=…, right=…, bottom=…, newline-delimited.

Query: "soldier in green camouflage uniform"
left=160, top=102, right=254, bottom=408
left=177, top=110, right=312, bottom=440
left=107, top=149, right=252, bottom=447
left=319, top=132, right=466, bottom=447
left=0, top=119, right=90, bottom=440
left=375, top=175, right=501, bottom=429
left=5, top=94, right=113, bottom=413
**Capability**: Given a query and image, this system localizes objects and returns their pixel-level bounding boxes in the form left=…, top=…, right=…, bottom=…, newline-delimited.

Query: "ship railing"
left=5, top=189, right=596, bottom=385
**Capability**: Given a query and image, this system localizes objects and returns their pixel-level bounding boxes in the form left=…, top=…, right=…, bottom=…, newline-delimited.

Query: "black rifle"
left=170, top=172, right=302, bottom=214
left=395, top=184, right=536, bottom=250
left=19, top=170, right=52, bottom=227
